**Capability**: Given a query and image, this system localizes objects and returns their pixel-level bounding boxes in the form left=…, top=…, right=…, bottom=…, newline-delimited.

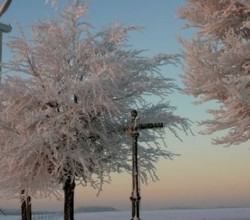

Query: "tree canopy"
left=178, top=0, right=250, bottom=145
left=0, top=1, right=190, bottom=201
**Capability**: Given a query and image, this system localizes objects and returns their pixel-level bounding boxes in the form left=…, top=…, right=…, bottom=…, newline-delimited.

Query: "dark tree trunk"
left=21, top=191, right=32, bottom=220
left=64, top=178, right=76, bottom=220
left=21, top=199, right=27, bottom=220
left=27, top=196, right=32, bottom=220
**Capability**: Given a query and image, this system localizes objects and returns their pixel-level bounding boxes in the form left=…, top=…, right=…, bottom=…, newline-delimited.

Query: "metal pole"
left=126, top=110, right=164, bottom=220
left=130, top=110, right=141, bottom=220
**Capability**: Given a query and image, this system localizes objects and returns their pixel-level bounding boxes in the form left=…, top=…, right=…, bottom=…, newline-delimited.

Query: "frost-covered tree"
left=178, top=0, right=250, bottom=145
left=0, top=1, right=190, bottom=219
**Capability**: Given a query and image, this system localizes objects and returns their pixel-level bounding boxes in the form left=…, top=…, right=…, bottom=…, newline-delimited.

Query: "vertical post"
left=126, top=110, right=164, bottom=220
left=130, top=110, right=141, bottom=220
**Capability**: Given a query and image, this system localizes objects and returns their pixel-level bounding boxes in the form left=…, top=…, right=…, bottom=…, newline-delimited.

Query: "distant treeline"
left=76, top=206, right=117, bottom=213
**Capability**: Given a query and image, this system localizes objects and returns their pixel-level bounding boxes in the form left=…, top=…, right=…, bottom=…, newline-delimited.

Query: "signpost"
left=124, top=110, right=164, bottom=220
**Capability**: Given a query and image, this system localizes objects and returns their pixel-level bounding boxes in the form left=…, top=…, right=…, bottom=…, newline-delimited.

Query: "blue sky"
left=0, top=0, right=250, bottom=212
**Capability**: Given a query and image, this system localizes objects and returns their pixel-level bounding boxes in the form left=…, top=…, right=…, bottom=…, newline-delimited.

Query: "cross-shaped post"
left=124, top=110, right=164, bottom=220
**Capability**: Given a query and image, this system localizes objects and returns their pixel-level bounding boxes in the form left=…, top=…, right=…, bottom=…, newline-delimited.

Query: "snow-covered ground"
left=0, top=208, right=250, bottom=220
left=72, top=208, right=250, bottom=220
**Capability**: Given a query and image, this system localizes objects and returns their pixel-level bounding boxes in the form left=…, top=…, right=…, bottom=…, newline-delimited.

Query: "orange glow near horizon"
left=2, top=139, right=250, bottom=211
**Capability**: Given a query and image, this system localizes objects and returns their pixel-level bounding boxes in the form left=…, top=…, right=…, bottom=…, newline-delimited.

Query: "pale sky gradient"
left=0, top=0, right=250, bottom=212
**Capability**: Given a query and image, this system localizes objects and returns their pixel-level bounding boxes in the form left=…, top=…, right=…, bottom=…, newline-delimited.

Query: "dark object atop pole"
left=125, top=110, right=164, bottom=220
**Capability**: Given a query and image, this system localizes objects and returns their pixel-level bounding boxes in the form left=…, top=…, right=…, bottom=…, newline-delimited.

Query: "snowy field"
left=72, top=208, right=250, bottom=220
left=0, top=208, right=250, bottom=220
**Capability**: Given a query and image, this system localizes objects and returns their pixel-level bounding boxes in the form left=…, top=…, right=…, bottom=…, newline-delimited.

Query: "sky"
left=0, top=0, right=250, bottom=212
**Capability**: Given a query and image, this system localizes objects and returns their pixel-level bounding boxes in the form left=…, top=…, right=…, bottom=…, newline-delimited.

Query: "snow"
left=0, top=208, right=249, bottom=220
left=71, top=209, right=250, bottom=220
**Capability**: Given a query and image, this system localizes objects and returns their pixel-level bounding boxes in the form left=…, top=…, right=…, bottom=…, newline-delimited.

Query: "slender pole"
left=130, top=110, right=141, bottom=220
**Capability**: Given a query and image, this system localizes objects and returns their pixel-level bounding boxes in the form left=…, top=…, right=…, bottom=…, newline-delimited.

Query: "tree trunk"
left=21, top=191, right=32, bottom=220
left=63, top=178, right=76, bottom=220
left=21, top=199, right=27, bottom=220
left=27, top=196, right=32, bottom=220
